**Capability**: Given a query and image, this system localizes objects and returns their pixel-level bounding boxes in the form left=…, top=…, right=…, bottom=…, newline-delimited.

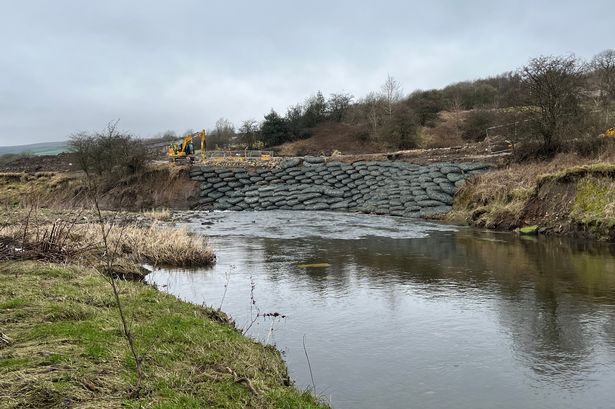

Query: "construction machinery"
left=605, top=128, right=615, bottom=138
left=167, top=130, right=206, bottom=162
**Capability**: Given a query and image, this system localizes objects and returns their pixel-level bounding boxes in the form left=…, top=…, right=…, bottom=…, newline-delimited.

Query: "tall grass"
left=0, top=220, right=215, bottom=267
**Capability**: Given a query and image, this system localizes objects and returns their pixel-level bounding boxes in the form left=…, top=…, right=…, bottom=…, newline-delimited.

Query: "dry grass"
left=141, top=208, right=172, bottom=221
left=0, top=219, right=215, bottom=268
left=455, top=153, right=591, bottom=209
left=451, top=152, right=615, bottom=236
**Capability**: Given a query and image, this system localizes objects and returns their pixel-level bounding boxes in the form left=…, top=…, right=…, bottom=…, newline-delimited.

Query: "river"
left=146, top=210, right=615, bottom=409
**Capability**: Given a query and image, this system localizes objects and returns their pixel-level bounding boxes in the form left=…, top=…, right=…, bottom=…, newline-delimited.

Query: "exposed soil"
left=0, top=152, right=76, bottom=172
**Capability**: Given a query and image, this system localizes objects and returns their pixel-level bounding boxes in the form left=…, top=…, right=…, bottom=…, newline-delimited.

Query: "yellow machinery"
left=167, top=130, right=206, bottom=162
left=605, top=128, right=615, bottom=138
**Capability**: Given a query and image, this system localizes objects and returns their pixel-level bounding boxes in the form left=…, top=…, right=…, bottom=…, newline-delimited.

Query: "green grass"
left=0, top=261, right=326, bottom=408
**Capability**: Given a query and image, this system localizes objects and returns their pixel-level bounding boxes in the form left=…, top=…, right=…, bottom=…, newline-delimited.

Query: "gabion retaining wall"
left=190, top=157, right=489, bottom=218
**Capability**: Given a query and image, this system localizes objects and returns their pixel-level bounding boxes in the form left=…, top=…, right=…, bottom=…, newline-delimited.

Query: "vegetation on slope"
left=204, top=50, right=615, bottom=160
left=449, top=150, right=615, bottom=240
left=0, top=262, right=325, bottom=408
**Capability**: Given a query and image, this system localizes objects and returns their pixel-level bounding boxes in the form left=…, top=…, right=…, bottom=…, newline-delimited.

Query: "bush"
left=69, top=122, right=153, bottom=178
left=461, top=110, right=498, bottom=142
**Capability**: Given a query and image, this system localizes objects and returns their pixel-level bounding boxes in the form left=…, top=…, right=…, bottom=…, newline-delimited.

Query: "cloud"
left=0, top=0, right=613, bottom=145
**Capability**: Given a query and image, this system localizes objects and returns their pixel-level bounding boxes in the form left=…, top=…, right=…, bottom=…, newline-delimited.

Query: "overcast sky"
left=0, top=0, right=613, bottom=146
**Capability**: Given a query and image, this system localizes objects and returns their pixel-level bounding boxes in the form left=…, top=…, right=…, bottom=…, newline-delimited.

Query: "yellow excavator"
left=605, top=128, right=615, bottom=138
left=167, top=130, right=206, bottom=162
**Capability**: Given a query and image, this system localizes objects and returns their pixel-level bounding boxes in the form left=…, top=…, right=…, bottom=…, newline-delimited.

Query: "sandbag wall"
left=190, top=157, right=489, bottom=218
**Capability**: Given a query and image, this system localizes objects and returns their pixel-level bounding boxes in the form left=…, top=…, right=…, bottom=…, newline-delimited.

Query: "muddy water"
left=147, top=211, right=615, bottom=409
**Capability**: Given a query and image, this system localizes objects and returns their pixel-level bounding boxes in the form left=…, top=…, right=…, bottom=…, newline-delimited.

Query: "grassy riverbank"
left=0, top=261, right=325, bottom=408
left=448, top=154, right=615, bottom=241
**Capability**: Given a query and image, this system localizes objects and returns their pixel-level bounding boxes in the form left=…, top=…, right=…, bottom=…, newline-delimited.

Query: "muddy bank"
left=0, top=164, right=199, bottom=211
left=450, top=161, right=615, bottom=241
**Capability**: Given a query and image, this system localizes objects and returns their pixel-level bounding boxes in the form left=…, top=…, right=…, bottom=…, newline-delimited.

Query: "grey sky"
left=0, top=0, right=612, bottom=145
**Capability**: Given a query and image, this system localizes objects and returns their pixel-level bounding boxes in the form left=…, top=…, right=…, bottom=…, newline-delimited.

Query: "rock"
left=280, top=158, right=302, bottom=169
left=304, top=156, right=325, bottom=164
left=208, top=191, right=224, bottom=199
left=518, top=225, right=539, bottom=235
left=324, top=188, right=345, bottom=198
left=439, top=183, right=457, bottom=195
left=447, top=173, right=465, bottom=182
left=426, top=190, right=454, bottom=205
left=440, top=166, right=460, bottom=174
left=417, top=200, right=445, bottom=207
left=420, top=205, right=452, bottom=217
left=330, top=201, right=349, bottom=209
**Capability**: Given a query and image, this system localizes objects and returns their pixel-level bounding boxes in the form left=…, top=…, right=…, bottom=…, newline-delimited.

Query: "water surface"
left=147, top=211, right=615, bottom=409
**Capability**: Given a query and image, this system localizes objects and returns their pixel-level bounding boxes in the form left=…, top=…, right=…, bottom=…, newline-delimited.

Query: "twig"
left=224, top=366, right=258, bottom=396
left=242, top=274, right=260, bottom=334
left=303, top=334, right=316, bottom=393
left=0, top=332, right=12, bottom=346
left=87, top=172, right=144, bottom=395
left=218, top=265, right=234, bottom=311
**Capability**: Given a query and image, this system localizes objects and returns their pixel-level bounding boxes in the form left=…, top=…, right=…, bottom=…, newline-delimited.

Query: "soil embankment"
left=0, top=164, right=199, bottom=211
left=450, top=157, right=615, bottom=241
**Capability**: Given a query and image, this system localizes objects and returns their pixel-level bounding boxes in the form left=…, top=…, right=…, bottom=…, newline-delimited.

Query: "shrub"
left=69, top=121, right=153, bottom=179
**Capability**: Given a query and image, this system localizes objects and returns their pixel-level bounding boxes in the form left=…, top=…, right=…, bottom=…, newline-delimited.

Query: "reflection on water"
left=148, top=211, right=615, bottom=409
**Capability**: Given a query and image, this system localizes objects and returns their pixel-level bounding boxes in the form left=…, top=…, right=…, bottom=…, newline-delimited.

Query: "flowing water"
left=147, top=211, right=615, bottom=409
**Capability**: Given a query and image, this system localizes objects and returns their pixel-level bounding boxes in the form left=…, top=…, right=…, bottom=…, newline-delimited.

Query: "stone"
left=440, top=166, right=461, bottom=174
left=280, top=158, right=302, bottom=169
left=208, top=191, right=224, bottom=199
left=447, top=173, right=465, bottom=182
left=417, top=200, right=445, bottom=207
left=420, top=206, right=452, bottom=217
left=304, top=156, right=325, bottom=164
left=426, top=190, right=454, bottom=205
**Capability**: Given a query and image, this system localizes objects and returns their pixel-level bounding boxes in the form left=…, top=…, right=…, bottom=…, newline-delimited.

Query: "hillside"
left=0, top=141, right=68, bottom=155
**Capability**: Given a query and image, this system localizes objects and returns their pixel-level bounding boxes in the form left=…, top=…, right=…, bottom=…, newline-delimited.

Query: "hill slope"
left=0, top=141, right=68, bottom=155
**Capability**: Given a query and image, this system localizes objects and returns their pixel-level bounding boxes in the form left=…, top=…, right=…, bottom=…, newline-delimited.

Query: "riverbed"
left=147, top=211, right=615, bottom=409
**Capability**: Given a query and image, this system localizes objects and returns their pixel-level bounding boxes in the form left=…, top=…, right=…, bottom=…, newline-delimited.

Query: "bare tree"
left=208, top=118, right=235, bottom=148
left=591, top=49, right=615, bottom=125
left=69, top=121, right=152, bottom=178
left=520, top=55, right=586, bottom=152
left=362, top=92, right=386, bottom=139
left=238, top=119, right=260, bottom=149
left=381, top=74, right=403, bottom=117
left=448, top=94, right=464, bottom=141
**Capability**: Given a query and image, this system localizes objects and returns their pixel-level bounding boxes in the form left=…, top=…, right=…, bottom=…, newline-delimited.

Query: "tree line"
left=197, top=49, right=613, bottom=158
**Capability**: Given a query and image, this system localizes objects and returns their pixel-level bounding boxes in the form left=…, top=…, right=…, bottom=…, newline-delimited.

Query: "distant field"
left=0, top=141, right=68, bottom=156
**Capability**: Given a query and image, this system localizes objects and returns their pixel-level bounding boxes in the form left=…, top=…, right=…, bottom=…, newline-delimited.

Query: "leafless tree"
left=238, top=119, right=260, bottom=149
left=208, top=118, right=236, bottom=148
left=448, top=94, right=464, bottom=141
left=363, top=92, right=386, bottom=139
left=520, top=55, right=586, bottom=152
left=591, top=49, right=615, bottom=125
left=381, top=74, right=403, bottom=117
left=69, top=121, right=152, bottom=178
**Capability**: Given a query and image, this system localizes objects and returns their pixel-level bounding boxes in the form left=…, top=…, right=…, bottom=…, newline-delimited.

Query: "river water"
left=146, top=211, right=615, bottom=409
